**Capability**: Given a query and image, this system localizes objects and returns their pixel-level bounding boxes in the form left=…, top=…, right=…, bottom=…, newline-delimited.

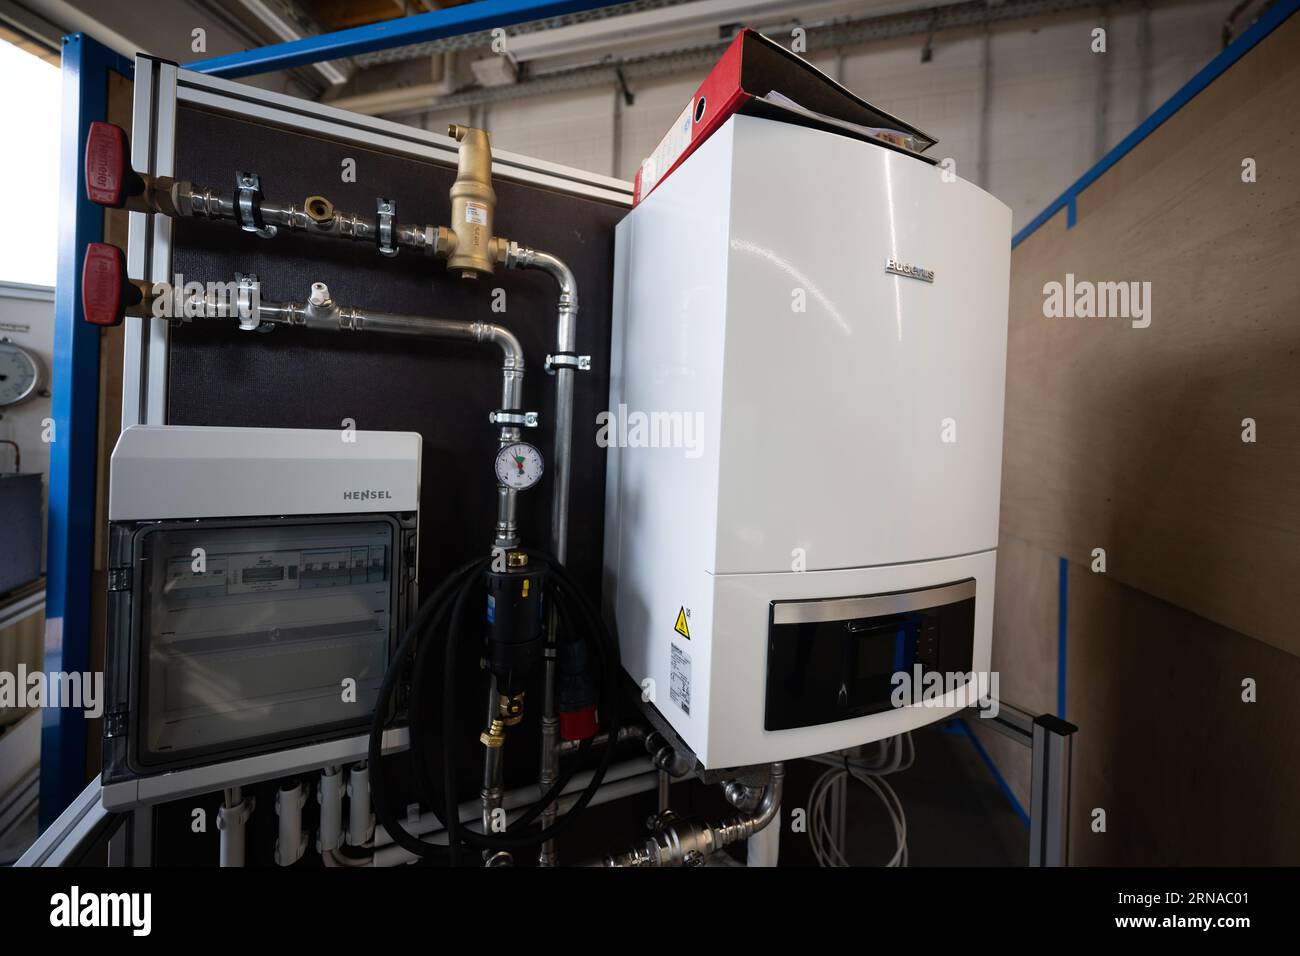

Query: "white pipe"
left=274, top=780, right=308, bottom=866
left=217, top=787, right=253, bottom=867
left=317, top=766, right=344, bottom=854
left=347, top=762, right=375, bottom=847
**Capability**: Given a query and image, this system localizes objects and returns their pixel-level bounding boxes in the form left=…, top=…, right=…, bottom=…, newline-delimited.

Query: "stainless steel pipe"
left=181, top=279, right=525, bottom=552
left=604, top=763, right=786, bottom=868
left=176, top=183, right=441, bottom=254
left=502, top=241, right=580, bottom=867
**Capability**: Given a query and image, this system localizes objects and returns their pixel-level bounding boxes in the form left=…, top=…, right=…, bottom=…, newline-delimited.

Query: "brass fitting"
left=480, top=719, right=507, bottom=749
left=433, top=225, right=457, bottom=258
left=126, top=279, right=160, bottom=318
left=499, top=692, right=525, bottom=726
left=129, top=175, right=180, bottom=217
left=150, top=177, right=179, bottom=217
left=444, top=124, right=497, bottom=279
left=304, top=195, right=334, bottom=224
left=506, top=551, right=528, bottom=569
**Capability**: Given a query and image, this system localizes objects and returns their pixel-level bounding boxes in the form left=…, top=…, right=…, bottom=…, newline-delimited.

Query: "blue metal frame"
left=43, top=33, right=133, bottom=829
left=188, top=0, right=624, bottom=78
left=1013, top=0, right=1300, bottom=248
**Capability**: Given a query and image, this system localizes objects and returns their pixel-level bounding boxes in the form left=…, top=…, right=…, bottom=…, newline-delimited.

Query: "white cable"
left=808, top=767, right=852, bottom=867
left=805, top=734, right=911, bottom=867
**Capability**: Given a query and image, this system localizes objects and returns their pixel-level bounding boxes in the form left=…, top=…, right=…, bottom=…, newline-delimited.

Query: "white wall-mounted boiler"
left=603, top=114, right=1011, bottom=769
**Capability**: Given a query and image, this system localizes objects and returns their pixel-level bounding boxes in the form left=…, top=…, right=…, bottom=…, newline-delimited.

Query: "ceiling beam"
left=187, top=0, right=629, bottom=78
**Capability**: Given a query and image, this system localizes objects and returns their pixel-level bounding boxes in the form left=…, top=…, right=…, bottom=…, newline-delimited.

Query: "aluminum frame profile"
left=971, top=701, right=1077, bottom=867
left=17, top=779, right=115, bottom=866
left=172, top=66, right=632, bottom=203
left=1028, top=715, right=1075, bottom=867
left=122, top=55, right=177, bottom=430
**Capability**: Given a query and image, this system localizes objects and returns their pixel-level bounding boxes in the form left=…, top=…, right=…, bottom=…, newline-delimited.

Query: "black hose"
left=367, top=557, right=484, bottom=864
left=440, top=552, right=622, bottom=859
left=367, top=550, right=621, bottom=865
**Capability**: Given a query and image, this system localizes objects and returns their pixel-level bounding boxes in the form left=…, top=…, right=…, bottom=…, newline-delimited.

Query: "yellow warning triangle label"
left=674, top=607, right=690, bottom=639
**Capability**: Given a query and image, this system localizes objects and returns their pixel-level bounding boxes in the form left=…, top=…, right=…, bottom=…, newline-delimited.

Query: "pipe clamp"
left=489, top=410, right=539, bottom=428
left=376, top=197, right=398, bottom=257
left=545, top=352, right=590, bottom=374
left=236, top=172, right=276, bottom=239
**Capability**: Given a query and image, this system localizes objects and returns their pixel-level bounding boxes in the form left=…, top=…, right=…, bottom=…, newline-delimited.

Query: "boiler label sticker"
left=464, top=201, right=488, bottom=225
left=669, top=644, right=691, bottom=716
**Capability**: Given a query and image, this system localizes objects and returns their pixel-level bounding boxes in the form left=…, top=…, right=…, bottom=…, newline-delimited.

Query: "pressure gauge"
left=495, top=441, right=544, bottom=491
left=0, top=342, right=43, bottom=407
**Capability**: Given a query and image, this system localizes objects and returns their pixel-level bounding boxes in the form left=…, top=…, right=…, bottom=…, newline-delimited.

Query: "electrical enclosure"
left=101, top=425, right=420, bottom=809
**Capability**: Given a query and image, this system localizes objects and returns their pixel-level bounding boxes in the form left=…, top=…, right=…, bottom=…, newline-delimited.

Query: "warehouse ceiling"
left=2, top=0, right=986, bottom=101
left=291, top=0, right=1030, bottom=115
left=1, top=0, right=1266, bottom=116
left=303, top=0, right=1159, bottom=118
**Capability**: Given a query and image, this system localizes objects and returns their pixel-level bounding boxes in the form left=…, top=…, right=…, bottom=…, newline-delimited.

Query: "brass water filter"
left=445, top=124, right=498, bottom=278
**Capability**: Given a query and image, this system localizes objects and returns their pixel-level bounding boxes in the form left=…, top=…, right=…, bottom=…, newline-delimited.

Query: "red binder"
left=633, top=29, right=937, bottom=206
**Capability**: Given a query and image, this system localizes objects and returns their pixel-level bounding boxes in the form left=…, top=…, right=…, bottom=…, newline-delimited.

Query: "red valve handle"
left=82, top=242, right=140, bottom=327
left=558, top=705, right=598, bottom=743
left=84, top=121, right=143, bottom=208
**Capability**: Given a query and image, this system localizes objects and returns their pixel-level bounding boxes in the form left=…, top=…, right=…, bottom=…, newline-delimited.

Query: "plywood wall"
left=994, top=11, right=1300, bottom=863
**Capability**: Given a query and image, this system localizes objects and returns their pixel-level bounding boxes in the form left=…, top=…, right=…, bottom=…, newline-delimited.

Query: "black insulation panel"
left=168, top=106, right=625, bottom=596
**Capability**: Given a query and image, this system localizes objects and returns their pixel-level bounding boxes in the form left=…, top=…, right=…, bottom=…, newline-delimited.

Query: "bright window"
left=0, top=39, right=60, bottom=287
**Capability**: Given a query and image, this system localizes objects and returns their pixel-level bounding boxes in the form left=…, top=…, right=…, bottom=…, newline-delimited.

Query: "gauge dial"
left=494, top=441, right=544, bottom=491
left=0, top=343, right=42, bottom=407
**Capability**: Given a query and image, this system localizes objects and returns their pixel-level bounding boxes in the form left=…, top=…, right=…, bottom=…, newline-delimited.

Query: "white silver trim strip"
left=771, top=578, right=976, bottom=626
